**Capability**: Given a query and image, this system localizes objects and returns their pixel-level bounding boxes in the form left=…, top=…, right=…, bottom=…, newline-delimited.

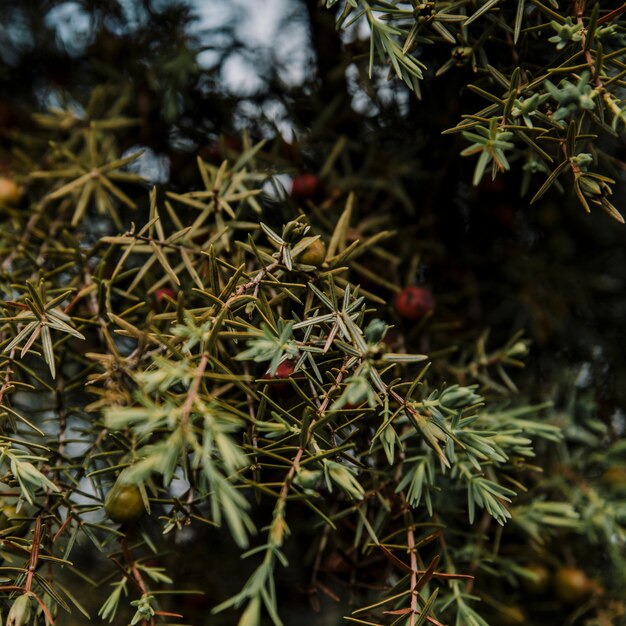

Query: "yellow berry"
left=0, top=176, right=22, bottom=206
left=601, top=467, right=626, bottom=489
left=554, top=567, right=595, bottom=604
left=297, top=238, right=326, bottom=267
left=0, top=503, right=27, bottom=535
left=105, top=482, right=146, bottom=524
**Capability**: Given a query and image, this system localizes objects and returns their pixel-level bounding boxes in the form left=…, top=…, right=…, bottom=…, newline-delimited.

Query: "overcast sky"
left=192, top=0, right=310, bottom=90
left=41, top=0, right=309, bottom=92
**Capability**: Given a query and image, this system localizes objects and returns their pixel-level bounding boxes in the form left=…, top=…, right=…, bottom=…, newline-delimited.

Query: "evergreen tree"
left=0, top=2, right=625, bottom=625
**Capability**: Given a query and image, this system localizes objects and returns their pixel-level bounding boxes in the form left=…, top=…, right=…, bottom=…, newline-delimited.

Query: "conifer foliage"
left=0, top=2, right=625, bottom=626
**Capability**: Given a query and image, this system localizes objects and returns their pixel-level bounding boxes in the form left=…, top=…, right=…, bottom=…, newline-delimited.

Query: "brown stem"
left=0, top=348, right=15, bottom=406
left=597, top=3, right=626, bottom=25
left=279, top=357, right=351, bottom=502
left=24, top=516, right=43, bottom=593
left=408, top=526, right=418, bottom=626
left=574, top=0, right=622, bottom=116
left=120, top=534, right=156, bottom=626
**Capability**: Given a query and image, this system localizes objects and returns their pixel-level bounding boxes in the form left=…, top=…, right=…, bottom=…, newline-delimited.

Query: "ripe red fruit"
left=291, top=174, right=319, bottom=200
left=394, top=286, right=434, bottom=321
left=205, top=136, right=241, bottom=162
left=274, top=359, right=296, bottom=379
left=0, top=102, right=16, bottom=134
left=155, top=288, right=176, bottom=307
left=262, top=359, right=297, bottom=394
left=262, top=359, right=296, bottom=381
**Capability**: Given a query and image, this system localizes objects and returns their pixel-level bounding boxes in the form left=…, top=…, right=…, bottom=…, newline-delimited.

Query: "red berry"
left=291, top=174, right=319, bottom=200
left=261, top=359, right=297, bottom=394
left=205, top=136, right=241, bottom=162
left=274, top=359, right=296, bottom=379
left=0, top=102, right=16, bottom=134
left=261, top=359, right=297, bottom=381
left=155, top=288, right=176, bottom=307
left=394, top=286, right=434, bottom=321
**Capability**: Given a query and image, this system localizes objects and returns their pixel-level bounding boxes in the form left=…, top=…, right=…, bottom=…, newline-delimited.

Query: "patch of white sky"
left=40, top=1, right=406, bottom=179
left=42, top=0, right=313, bottom=138
left=42, top=0, right=310, bottom=89
left=190, top=0, right=314, bottom=139
left=193, top=0, right=311, bottom=89
left=41, top=0, right=397, bottom=119
left=44, top=2, right=95, bottom=55
left=35, top=0, right=408, bottom=117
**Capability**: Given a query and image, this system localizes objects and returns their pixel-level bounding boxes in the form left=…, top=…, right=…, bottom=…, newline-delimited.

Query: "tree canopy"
left=0, top=2, right=625, bottom=626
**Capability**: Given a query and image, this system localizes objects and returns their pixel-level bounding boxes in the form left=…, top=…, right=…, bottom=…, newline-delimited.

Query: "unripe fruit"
left=290, top=173, right=319, bottom=200
left=297, top=239, right=326, bottom=267
left=0, top=503, right=26, bottom=535
left=104, top=482, right=146, bottom=524
left=554, top=567, right=595, bottom=604
left=0, top=176, right=22, bottom=206
left=394, top=286, right=435, bottom=321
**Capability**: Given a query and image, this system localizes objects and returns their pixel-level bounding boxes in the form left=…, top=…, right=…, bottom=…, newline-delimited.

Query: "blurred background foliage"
left=2, top=0, right=625, bottom=385
left=0, top=1, right=625, bottom=625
